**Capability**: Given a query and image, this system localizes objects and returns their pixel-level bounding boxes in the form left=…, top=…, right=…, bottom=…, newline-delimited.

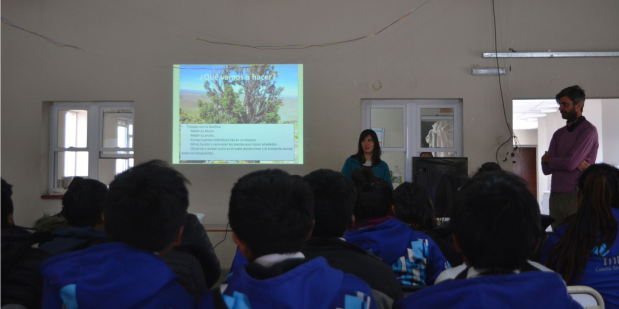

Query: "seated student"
left=39, top=178, right=107, bottom=255
left=301, top=169, right=402, bottom=309
left=39, top=176, right=213, bottom=299
left=199, top=169, right=377, bottom=309
left=163, top=246, right=209, bottom=300
left=393, top=182, right=463, bottom=266
left=173, top=213, right=221, bottom=289
left=40, top=160, right=195, bottom=309
left=543, top=164, right=619, bottom=309
left=164, top=212, right=221, bottom=298
left=432, top=162, right=499, bottom=262
left=345, top=169, right=450, bottom=286
left=2, top=178, right=50, bottom=309
left=398, top=171, right=582, bottom=309
left=33, top=178, right=88, bottom=236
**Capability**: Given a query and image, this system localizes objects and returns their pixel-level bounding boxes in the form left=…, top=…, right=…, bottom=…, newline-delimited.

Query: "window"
left=49, top=102, right=134, bottom=193
left=362, top=99, right=463, bottom=184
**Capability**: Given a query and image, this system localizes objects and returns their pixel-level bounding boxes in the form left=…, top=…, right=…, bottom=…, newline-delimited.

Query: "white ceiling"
left=513, top=99, right=559, bottom=130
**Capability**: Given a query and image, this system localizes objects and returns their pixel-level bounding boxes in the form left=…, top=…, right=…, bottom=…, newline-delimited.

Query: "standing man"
left=542, top=85, right=598, bottom=229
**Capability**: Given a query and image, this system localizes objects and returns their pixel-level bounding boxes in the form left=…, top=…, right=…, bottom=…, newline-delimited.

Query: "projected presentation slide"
left=173, top=64, right=303, bottom=164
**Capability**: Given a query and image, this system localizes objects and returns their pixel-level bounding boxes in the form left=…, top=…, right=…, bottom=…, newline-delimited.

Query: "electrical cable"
left=491, top=0, right=514, bottom=164
left=194, top=0, right=435, bottom=50
left=1, top=17, right=83, bottom=50
left=213, top=223, right=230, bottom=249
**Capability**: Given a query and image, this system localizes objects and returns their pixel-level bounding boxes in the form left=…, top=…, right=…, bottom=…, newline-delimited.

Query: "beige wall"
left=602, top=99, right=619, bottom=167
left=2, top=0, right=619, bottom=232
left=514, top=129, right=537, bottom=146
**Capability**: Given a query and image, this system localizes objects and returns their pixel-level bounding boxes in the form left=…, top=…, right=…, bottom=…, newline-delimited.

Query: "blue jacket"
left=542, top=208, right=619, bottom=309
left=341, top=157, right=393, bottom=188
left=199, top=257, right=377, bottom=309
left=397, top=271, right=583, bottom=309
left=40, top=242, right=195, bottom=309
left=39, top=227, right=105, bottom=256
left=345, top=218, right=450, bottom=286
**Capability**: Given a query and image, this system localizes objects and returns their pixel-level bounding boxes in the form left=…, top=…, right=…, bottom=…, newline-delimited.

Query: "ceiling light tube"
left=472, top=67, right=506, bottom=75
left=483, top=51, right=619, bottom=58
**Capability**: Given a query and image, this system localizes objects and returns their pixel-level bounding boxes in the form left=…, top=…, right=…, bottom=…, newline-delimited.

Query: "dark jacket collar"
left=566, top=116, right=586, bottom=133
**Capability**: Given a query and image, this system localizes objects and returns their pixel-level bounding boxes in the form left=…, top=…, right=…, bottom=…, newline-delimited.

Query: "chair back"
left=567, top=285, right=605, bottom=309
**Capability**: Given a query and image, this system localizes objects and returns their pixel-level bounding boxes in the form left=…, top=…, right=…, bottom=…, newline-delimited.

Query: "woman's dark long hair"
left=545, top=163, right=619, bottom=282
left=393, top=182, right=437, bottom=233
left=351, top=129, right=381, bottom=166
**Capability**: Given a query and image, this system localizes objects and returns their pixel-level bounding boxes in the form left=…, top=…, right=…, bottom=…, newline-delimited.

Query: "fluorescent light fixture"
left=483, top=51, right=619, bottom=58
left=526, top=113, right=547, bottom=118
left=472, top=67, right=506, bottom=75
left=527, top=118, right=538, bottom=122
left=541, top=109, right=558, bottom=113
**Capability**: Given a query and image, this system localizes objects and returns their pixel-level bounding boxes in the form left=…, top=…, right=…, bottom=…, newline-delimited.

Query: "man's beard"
left=561, top=109, right=578, bottom=122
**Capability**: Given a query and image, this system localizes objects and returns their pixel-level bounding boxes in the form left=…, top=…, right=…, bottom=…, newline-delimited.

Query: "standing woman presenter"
left=341, top=129, right=393, bottom=189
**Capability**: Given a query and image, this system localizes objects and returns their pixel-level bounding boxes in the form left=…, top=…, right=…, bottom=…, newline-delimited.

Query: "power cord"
left=491, top=0, right=515, bottom=164
left=213, top=223, right=230, bottom=249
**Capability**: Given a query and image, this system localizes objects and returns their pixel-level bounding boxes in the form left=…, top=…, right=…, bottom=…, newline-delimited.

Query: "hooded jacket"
left=345, top=218, right=450, bottom=286
left=199, top=257, right=377, bottom=309
left=33, top=214, right=68, bottom=236
left=302, top=237, right=403, bottom=307
left=40, top=242, right=195, bottom=309
left=2, top=226, right=50, bottom=309
left=397, top=271, right=583, bottom=309
left=542, top=208, right=619, bottom=309
left=39, top=227, right=105, bottom=256
left=176, top=213, right=221, bottom=288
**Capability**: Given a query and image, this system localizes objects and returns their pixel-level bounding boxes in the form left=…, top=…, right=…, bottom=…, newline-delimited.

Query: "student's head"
left=420, top=152, right=433, bottom=158
left=303, top=169, right=357, bottom=238
left=351, top=168, right=393, bottom=222
left=473, top=162, right=502, bottom=177
left=577, top=163, right=619, bottom=211
left=546, top=164, right=619, bottom=281
left=451, top=171, right=541, bottom=272
left=229, top=169, right=314, bottom=261
left=62, top=178, right=107, bottom=228
left=354, top=129, right=382, bottom=165
left=104, top=160, right=189, bottom=254
left=556, top=85, right=585, bottom=120
left=393, top=182, right=437, bottom=232
left=2, top=178, right=14, bottom=227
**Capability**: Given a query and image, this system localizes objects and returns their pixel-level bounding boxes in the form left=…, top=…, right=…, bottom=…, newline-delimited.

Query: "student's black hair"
left=104, top=160, right=189, bottom=252
left=229, top=169, right=314, bottom=257
left=351, top=129, right=382, bottom=166
left=62, top=178, right=108, bottom=227
left=556, top=85, right=586, bottom=112
left=303, top=169, right=357, bottom=238
left=546, top=164, right=619, bottom=282
left=451, top=171, right=541, bottom=272
left=2, top=178, right=14, bottom=227
left=350, top=168, right=393, bottom=222
left=473, top=162, right=502, bottom=177
left=393, top=182, right=437, bottom=233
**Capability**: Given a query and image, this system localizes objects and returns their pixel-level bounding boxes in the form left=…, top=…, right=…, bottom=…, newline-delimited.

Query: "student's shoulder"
left=335, top=273, right=376, bottom=308
left=341, top=272, right=373, bottom=290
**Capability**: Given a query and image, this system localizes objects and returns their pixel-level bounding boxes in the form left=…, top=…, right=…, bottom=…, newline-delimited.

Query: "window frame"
left=48, top=102, right=134, bottom=193
left=361, top=99, right=463, bottom=183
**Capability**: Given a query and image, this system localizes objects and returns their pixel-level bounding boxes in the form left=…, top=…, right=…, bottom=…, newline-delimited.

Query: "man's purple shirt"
left=542, top=118, right=598, bottom=193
